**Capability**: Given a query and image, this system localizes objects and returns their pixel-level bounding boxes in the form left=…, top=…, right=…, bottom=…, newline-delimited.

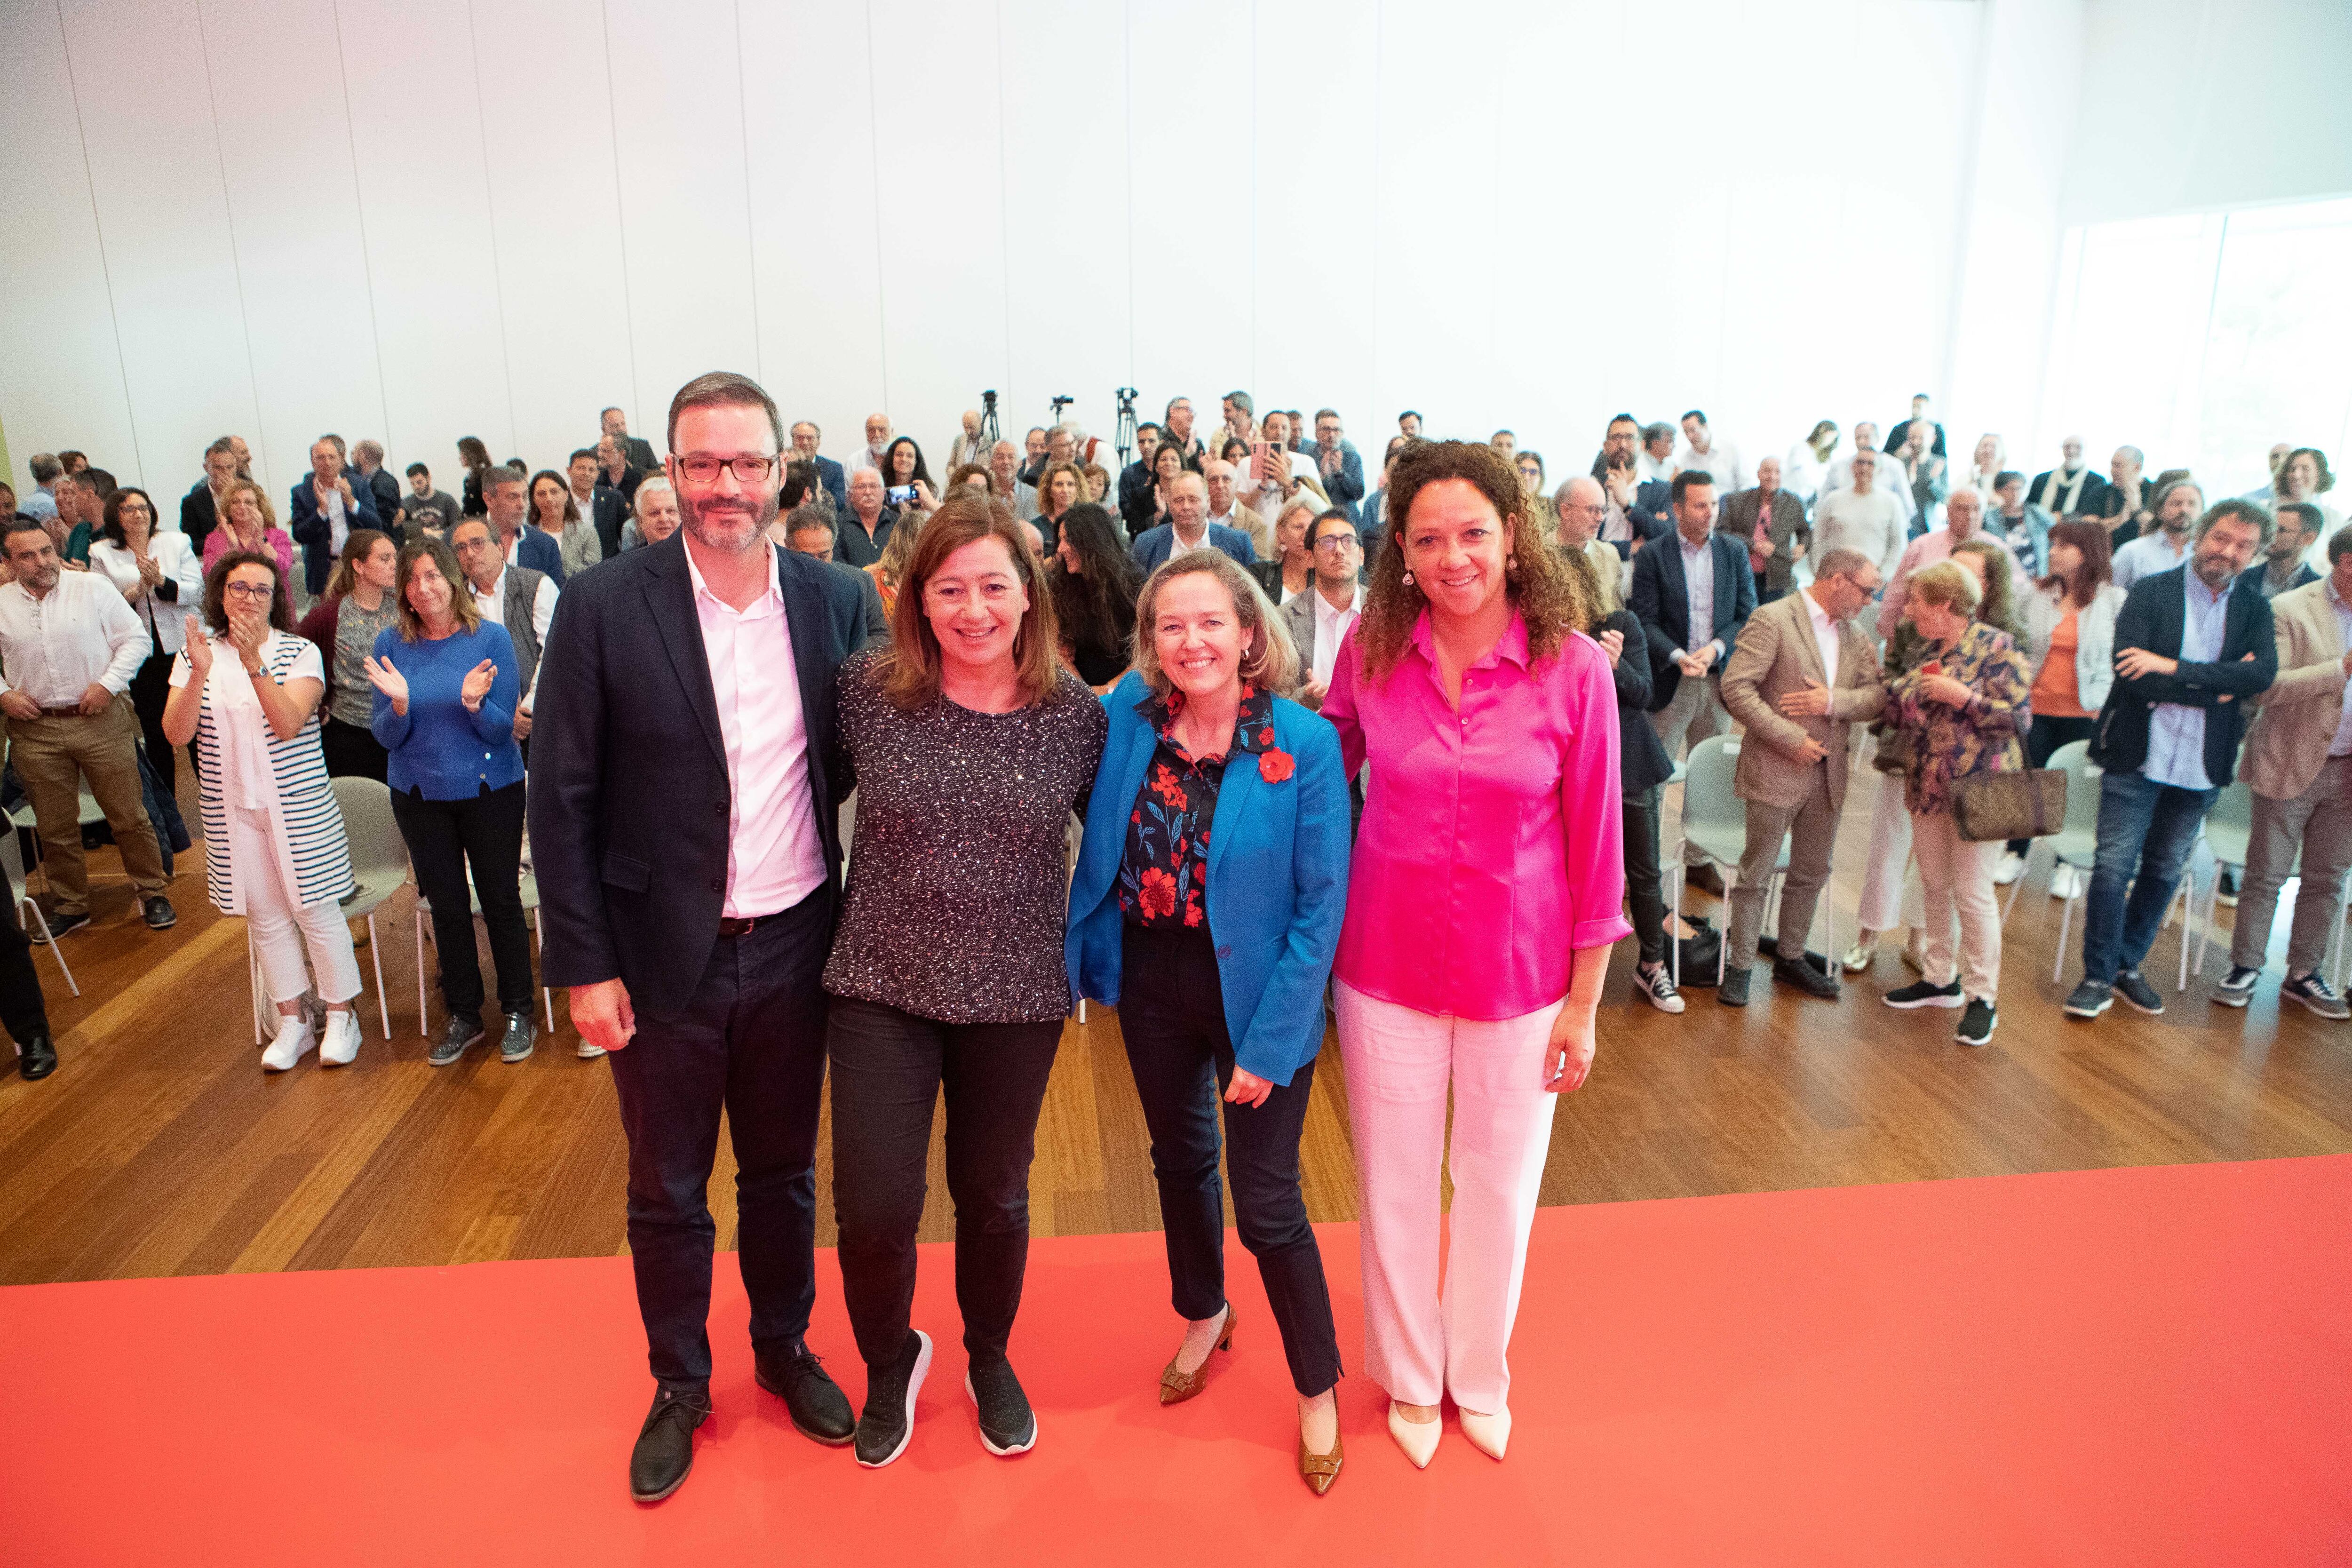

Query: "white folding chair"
left=414, top=871, right=554, bottom=1037
left=0, top=828, right=77, bottom=996
left=332, top=778, right=406, bottom=1041
left=2183, top=781, right=2254, bottom=988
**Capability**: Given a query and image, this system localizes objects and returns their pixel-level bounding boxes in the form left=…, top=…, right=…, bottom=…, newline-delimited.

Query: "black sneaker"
left=964, top=1355, right=1038, bottom=1457
left=1883, top=978, right=1964, bottom=1010
left=2112, top=969, right=2165, bottom=1015
left=143, top=895, right=177, bottom=930
left=854, top=1328, right=932, bottom=1469
left=499, top=1009, right=536, bottom=1063
left=32, top=909, right=90, bottom=943
left=429, top=1014, right=485, bottom=1066
left=1772, top=955, right=1841, bottom=999
left=2063, top=979, right=2114, bottom=1019
left=1955, top=998, right=1997, bottom=1046
left=2280, top=971, right=2352, bottom=1020
left=1717, top=965, right=1751, bottom=1007
left=1633, top=960, right=1685, bottom=1014
left=2212, top=965, right=2261, bottom=1008
left=1685, top=863, right=1727, bottom=899
left=628, top=1386, right=710, bottom=1504
left=2215, top=869, right=2238, bottom=908
left=755, top=1346, right=855, bottom=1445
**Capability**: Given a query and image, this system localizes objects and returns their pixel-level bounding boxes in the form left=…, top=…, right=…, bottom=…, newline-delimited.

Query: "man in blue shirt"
left=2066, top=501, right=2274, bottom=1019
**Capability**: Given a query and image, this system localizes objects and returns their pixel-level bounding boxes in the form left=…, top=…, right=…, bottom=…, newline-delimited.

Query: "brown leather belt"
left=716, top=911, right=787, bottom=937
left=34, top=707, right=90, bottom=719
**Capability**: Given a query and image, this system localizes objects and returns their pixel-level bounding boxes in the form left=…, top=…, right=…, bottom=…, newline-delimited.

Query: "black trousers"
left=1118, top=924, right=1341, bottom=1397
left=605, top=886, right=834, bottom=1393
left=1625, top=783, right=1668, bottom=964
left=827, top=996, right=1061, bottom=1370
left=0, top=895, right=50, bottom=1046
left=391, top=781, right=532, bottom=1015
left=127, top=650, right=177, bottom=796
left=2007, top=713, right=2100, bottom=856
left=321, top=718, right=389, bottom=782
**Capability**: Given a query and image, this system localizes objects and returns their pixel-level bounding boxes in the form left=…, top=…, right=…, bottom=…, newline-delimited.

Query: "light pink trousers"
left=1335, top=978, right=1564, bottom=1414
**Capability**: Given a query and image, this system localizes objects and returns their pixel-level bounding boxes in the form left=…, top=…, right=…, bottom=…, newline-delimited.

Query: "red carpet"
left=4, top=1157, right=2348, bottom=1566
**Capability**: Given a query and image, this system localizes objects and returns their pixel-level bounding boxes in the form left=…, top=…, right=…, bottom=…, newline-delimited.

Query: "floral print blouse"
left=1117, top=683, right=1278, bottom=931
left=1887, top=619, right=2031, bottom=815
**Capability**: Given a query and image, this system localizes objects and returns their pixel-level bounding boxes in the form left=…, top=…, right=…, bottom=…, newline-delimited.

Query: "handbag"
left=1869, top=727, right=1913, bottom=776
left=1951, top=768, right=2066, bottom=842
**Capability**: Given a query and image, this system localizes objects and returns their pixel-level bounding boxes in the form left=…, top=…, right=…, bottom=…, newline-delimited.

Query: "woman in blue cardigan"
left=364, top=537, right=536, bottom=1067
left=1066, top=551, right=1352, bottom=1495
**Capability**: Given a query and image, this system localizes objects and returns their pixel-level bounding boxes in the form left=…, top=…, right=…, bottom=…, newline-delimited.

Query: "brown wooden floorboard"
left=2, top=762, right=2349, bottom=1286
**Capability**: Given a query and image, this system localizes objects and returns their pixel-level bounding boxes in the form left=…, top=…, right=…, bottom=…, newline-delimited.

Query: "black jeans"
left=2006, top=713, right=2100, bottom=856
left=391, top=781, right=532, bottom=1015
left=827, top=996, right=1061, bottom=1371
left=606, top=886, right=834, bottom=1393
left=1624, top=783, right=1668, bottom=964
left=0, top=895, right=50, bottom=1046
left=128, top=650, right=177, bottom=796
left=1118, top=924, right=1341, bottom=1397
left=321, top=717, right=389, bottom=782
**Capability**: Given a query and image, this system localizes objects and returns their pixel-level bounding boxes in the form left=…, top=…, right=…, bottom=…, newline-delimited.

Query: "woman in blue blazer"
left=1066, top=551, right=1352, bottom=1495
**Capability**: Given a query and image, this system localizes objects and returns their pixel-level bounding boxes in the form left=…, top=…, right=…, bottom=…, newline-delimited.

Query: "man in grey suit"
left=1714, top=547, right=1887, bottom=1006
left=1278, top=509, right=1365, bottom=709
left=780, top=504, right=892, bottom=646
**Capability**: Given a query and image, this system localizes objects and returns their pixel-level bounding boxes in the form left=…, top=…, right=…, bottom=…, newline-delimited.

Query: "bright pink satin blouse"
left=1322, top=609, right=1630, bottom=1021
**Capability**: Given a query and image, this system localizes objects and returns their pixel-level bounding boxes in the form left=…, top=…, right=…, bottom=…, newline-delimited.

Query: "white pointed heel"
left=1458, top=1405, right=1511, bottom=1461
left=1387, top=1401, right=1440, bottom=1469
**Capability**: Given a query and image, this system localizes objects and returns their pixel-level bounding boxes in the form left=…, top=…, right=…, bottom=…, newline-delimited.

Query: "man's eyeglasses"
left=677, top=455, right=777, bottom=486
left=1311, top=534, right=1359, bottom=552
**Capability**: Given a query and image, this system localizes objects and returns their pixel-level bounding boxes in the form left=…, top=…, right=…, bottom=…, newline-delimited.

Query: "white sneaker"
left=318, top=1011, right=362, bottom=1068
left=1993, top=851, right=2027, bottom=886
left=261, top=1013, right=318, bottom=1072
left=2050, top=864, right=2085, bottom=900
left=577, top=1038, right=607, bottom=1059
left=1634, top=960, right=1685, bottom=1014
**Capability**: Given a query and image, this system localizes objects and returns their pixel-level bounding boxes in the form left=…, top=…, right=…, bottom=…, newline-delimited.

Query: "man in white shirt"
left=1818, top=421, right=1918, bottom=532
left=846, top=413, right=891, bottom=476
left=2112, top=480, right=2206, bottom=590
left=1813, top=449, right=1909, bottom=590
left=1675, top=409, right=1748, bottom=493
left=1636, top=422, right=1677, bottom=485
left=450, top=516, right=558, bottom=741
left=0, top=519, right=174, bottom=938
left=1279, top=510, right=1364, bottom=709
left=1202, top=459, right=1271, bottom=557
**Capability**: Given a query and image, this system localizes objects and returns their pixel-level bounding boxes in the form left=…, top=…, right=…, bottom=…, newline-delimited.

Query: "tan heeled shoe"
left=1158, top=1302, right=1238, bottom=1405
left=1297, top=1426, right=1343, bottom=1496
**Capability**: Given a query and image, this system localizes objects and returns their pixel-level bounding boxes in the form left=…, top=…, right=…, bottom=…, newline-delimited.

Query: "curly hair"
left=1951, top=537, right=2023, bottom=637
left=201, top=549, right=295, bottom=637
left=1353, top=439, right=1591, bottom=682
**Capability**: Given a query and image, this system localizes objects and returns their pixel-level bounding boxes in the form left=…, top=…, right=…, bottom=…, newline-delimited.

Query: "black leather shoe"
left=755, top=1345, right=855, bottom=1445
left=143, top=895, right=177, bottom=931
left=31, top=909, right=89, bottom=943
left=16, top=1034, right=56, bottom=1080
left=1717, top=966, right=1751, bottom=1006
left=629, top=1387, right=710, bottom=1504
left=1685, top=863, right=1727, bottom=899
left=1772, top=955, right=1841, bottom=999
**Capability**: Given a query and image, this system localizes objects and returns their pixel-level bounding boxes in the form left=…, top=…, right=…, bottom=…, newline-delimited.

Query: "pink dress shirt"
left=1322, top=608, right=1630, bottom=1020
left=1877, top=524, right=2031, bottom=641
left=685, top=540, right=826, bottom=917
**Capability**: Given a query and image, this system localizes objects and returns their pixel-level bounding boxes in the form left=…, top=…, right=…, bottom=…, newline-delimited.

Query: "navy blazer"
left=814, top=454, right=847, bottom=514
left=286, top=477, right=383, bottom=595
left=512, top=526, right=564, bottom=585
left=1599, top=608, right=1670, bottom=794
left=1066, top=674, right=1350, bottom=1086
left=1626, top=478, right=1672, bottom=542
left=588, top=486, right=630, bottom=560
left=1132, top=522, right=1257, bottom=573
left=527, top=534, right=870, bottom=1017
left=1316, top=443, right=1366, bottom=523
left=1628, top=529, right=1756, bottom=714
left=2092, top=564, right=2276, bottom=788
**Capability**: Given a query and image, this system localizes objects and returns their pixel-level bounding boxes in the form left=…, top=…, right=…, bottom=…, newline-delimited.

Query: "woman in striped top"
left=162, top=550, right=362, bottom=1071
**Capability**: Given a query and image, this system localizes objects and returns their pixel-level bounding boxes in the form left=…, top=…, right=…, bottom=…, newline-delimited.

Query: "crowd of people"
left=0, top=373, right=2339, bottom=1500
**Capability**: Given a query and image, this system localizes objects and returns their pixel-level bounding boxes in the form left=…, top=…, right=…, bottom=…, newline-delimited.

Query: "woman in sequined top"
left=1065, top=550, right=1352, bottom=1495
left=821, top=494, right=1105, bottom=1470
left=1880, top=558, right=2030, bottom=1043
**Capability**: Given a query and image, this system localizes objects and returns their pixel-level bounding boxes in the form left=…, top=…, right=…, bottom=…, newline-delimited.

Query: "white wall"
left=2067, top=0, right=2352, bottom=225
left=7, top=0, right=2049, bottom=506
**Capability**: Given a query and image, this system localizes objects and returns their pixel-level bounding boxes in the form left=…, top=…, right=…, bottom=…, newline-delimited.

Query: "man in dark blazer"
left=532, top=373, right=870, bottom=1504
left=1630, top=470, right=1756, bottom=894
left=1718, top=456, right=1810, bottom=603
left=286, top=434, right=382, bottom=597
left=2066, top=500, right=2274, bottom=1021
left=565, top=447, right=632, bottom=560
left=601, top=406, right=660, bottom=473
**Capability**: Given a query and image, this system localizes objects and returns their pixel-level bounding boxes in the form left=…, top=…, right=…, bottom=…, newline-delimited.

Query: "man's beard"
left=682, top=488, right=777, bottom=554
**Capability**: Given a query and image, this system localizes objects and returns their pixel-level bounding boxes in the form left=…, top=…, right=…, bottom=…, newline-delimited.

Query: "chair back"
left=2202, top=780, right=2255, bottom=869
left=331, top=777, right=407, bottom=915
left=1681, top=735, right=1743, bottom=836
left=0, top=826, right=25, bottom=905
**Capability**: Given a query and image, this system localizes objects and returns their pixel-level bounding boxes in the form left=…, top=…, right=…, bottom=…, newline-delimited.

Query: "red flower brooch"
left=1258, top=748, right=1295, bottom=783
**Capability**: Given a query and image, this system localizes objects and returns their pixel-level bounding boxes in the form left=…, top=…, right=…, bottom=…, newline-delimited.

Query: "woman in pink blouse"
left=1322, top=440, right=1628, bottom=1469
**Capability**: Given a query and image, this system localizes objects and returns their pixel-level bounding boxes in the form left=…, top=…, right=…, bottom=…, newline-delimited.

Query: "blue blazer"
left=1132, top=521, right=1257, bottom=573
left=1066, top=673, right=1350, bottom=1086
left=815, top=454, right=847, bottom=513
left=286, top=476, right=383, bottom=595
left=513, top=525, right=565, bottom=585
left=1629, top=528, right=1756, bottom=713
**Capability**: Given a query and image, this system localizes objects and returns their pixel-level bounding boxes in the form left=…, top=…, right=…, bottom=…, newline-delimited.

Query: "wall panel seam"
left=54, top=0, right=145, bottom=484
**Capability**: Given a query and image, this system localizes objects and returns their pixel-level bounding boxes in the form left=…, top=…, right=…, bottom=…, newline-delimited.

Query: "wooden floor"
left=3, top=765, right=2349, bottom=1287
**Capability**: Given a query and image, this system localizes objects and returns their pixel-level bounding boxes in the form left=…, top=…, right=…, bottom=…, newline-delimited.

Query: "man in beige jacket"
left=2221, top=530, right=2352, bottom=1018
left=1715, top=547, right=1887, bottom=1006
